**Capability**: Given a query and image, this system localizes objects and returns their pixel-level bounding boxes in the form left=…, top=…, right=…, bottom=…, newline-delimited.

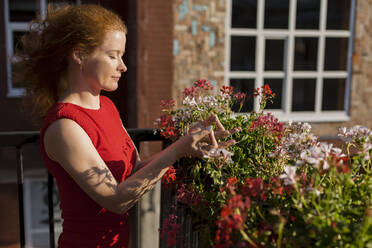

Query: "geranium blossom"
left=279, top=165, right=297, bottom=185
left=156, top=80, right=372, bottom=247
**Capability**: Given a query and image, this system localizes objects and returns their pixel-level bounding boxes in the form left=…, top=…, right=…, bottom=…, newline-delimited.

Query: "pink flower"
left=160, top=99, right=175, bottom=109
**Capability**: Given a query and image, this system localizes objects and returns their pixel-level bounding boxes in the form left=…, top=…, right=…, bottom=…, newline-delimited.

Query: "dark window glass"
left=294, top=37, right=318, bottom=71
left=327, top=0, right=351, bottom=30
left=13, top=31, right=26, bottom=52
left=11, top=62, right=23, bottom=88
left=322, top=78, right=346, bottom=110
left=12, top=31, right=27, bottom=88
left=232, top=0, right=257, bottom=28
left=296, top=0, right=320, bottom=29
left=324, top=38, right=348, bottom=71
left=292, top=79, right=316, bottom=111
left=263, top=78, right=283, bottom=109
left=264, top=0, right=289, bottom=29
left=230, top=36, right=256, bottom=71
left=265, top=39, right=285, bottom=71
left=230, top=79, right=255, bottom=112
left=9, top=0, right=39, bottom=22
left=47, top=0, right=76, bottom=4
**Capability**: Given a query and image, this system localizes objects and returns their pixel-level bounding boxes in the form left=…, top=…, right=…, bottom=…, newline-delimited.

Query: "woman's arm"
left=44, top=118, right=212, bottom=214
left=132, top=115, right=241, bottom=172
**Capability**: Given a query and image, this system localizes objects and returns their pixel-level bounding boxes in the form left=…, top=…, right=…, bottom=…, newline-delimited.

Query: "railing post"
left=129, top=140, right=141, bottom=248
left=48, top=172, right=55, bottom=248
left=16, top=145, right=25, bottom=248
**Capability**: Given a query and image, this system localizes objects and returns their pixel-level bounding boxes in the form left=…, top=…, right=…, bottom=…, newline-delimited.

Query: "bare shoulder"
left=43, top=118, right=97, bottom=170
left=43, top=118, right=122, bottom=213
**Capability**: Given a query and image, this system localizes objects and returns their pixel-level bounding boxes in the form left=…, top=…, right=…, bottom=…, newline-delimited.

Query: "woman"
left=16, top=4, right=237, bottom=247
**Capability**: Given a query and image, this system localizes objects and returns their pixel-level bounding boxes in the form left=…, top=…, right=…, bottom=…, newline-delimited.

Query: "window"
left=4, top=0, right=80, bottom=97
left=225, top=0, right=356, bottom=122
left=24, top=177, right=61, bottom=248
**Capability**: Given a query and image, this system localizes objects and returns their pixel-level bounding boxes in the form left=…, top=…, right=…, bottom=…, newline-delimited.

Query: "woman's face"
left=81, top=30, right=127, bottom=93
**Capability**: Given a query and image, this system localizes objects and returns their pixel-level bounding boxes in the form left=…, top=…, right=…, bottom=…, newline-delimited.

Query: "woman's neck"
left=59, top=89, right=101, bottom=110
left=60, top=66, right=102, bottom=109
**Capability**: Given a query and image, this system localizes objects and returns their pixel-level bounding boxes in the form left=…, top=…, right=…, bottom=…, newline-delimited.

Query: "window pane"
left=264, top=0, right=289, bottom=29
left=12, top=31, right=27, bottom=88
left=296, top=0, right=320, bottom=29
left=265, top=39, right=285, bottom=71
left=230, top=36, right=256, bottom=71
left=324, top=38, right=348, bottom=71
left=230, top=79, right=255, bottom=112
left=31, top=233, right=49, bottom=248
left=47, top=0, right=77, bottom=4
left=13, top=31, right=26, bottom=52
left=9, top=0, right=39, bottom=22
left=264, top=78, right=283, bottom=109
left=322, top=78, right=346, bottom=110
left=327, top=0, right=351, bottom=30
left=292, top=79, right=316, bottom=111
left=294, top=37, right=318, bottom=71
left=232, top=0, right=257, bottom=28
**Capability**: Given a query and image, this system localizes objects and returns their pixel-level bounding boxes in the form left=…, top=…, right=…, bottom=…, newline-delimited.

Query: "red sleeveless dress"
left=40, top=95, right=136, bottom=248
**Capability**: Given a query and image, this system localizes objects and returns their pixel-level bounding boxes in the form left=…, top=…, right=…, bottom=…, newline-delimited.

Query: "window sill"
left=7, top=88, right=25, bottom=98
left=266, top=111, right=350, bottom=123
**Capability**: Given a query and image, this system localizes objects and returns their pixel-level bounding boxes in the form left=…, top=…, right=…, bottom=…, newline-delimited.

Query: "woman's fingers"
left=217, top=140, right=236, bottom=149
left=202, top=115, right=225, bottom=131
left=192, top=126, right=213, bottom=143
left=214, top=127, right=242, bottom=139
left=209, top=129, right=218, bottom=149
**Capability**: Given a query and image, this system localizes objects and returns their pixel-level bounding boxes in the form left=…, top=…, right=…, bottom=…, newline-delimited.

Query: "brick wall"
left=172, top=0, right=226, bottom=102
left=136, top=1, right=173, bottom=247
left=137, top=0, right=174, bottom=129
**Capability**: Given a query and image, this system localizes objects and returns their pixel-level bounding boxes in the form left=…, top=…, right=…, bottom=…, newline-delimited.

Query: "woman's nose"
left=118, top=59, right=127, bottom=73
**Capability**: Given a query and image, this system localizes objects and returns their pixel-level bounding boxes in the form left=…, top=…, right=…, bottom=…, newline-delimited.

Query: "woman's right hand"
left=175, top=115, right=240, bottom=158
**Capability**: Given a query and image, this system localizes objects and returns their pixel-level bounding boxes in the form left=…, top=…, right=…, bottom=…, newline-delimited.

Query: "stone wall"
left=172, top=0, right=226, bottom=102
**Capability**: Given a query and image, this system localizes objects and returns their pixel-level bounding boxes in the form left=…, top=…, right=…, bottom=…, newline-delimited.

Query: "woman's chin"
left=104, top=83, right=119, bottom=92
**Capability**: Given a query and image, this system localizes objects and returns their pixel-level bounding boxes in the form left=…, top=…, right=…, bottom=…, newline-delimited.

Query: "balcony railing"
left=0, top=129, right=167, bottom=248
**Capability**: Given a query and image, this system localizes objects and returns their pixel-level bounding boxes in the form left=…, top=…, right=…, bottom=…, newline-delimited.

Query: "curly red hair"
left=14, top=4, right=127, bottom=120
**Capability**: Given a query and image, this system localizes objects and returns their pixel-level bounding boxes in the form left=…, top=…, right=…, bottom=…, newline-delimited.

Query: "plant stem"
left=240, top=229, right=258, bottom=247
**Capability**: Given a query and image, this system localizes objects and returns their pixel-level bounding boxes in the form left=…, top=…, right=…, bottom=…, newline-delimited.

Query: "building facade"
left=0, top=0, right=371, bottom=247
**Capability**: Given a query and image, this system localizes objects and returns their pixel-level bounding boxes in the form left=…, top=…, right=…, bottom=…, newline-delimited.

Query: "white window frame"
left=225, top=0, right=356, bottom=122
left=4, top=0, right=81, bottom=98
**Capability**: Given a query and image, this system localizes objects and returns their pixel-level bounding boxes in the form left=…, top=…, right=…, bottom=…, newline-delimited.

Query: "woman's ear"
left=71, top=49, right=84, bottom=65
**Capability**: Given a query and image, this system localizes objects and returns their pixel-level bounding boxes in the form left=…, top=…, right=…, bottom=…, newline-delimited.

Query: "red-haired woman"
left=14, top=4, right=236, bottom=247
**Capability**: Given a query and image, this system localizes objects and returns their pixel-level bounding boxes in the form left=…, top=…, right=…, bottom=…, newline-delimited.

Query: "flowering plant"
left=155, top=79, right=372, bottom=247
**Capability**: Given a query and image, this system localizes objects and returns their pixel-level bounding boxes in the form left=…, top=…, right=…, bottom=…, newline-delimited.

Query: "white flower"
left=203, top=148, right=234, bottom=164
left=279, top=165, right=297, bottom=185
left=182, top=96, right=197, bottom=106
left=307, top=187, right=322, bottom=196
left=322, top=160, right=330, bottom=170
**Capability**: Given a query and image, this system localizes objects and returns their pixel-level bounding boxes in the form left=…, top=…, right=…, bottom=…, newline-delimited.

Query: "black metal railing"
left=0, top=129, right=166, bottom=248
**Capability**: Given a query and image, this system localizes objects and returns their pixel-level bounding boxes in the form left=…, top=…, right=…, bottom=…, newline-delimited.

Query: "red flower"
left=253, top=88, right=260, bottom=98
left=242, top=177, right=265, bottom=200
left=160, top=99, right=175, bottom=109
left=262, top=84, right=272, bottom=95
left=234, top=92, right=246, bottom=100
left=220, top=206, right=232, bottom=218
left=159, top=214, right=180, bottom=248
left=252, top=84, right=275, bottom=98
left=221, top=85, right=234, bottom=95
left=162, top=166, right=176, bottom=186
left=194, top=79, right=214, bottom=90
